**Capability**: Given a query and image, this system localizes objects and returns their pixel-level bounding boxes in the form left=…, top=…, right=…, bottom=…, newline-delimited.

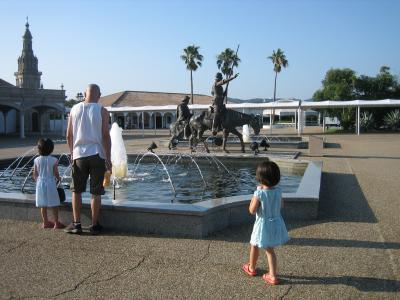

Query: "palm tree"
left=216, top=48, right=241, bottom=102
left=181, top=45, right=203, bottom=104
left=216, top=48, right=241, bottom=79
left=268, top=48, right=289, bottom=102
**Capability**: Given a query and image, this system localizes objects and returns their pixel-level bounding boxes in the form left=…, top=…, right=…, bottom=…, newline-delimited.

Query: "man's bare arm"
left=101, top=107, right=112, bottom=171
left=66, top=113, right=74, bottom=160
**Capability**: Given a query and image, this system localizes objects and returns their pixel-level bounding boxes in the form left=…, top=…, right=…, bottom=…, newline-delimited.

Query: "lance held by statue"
left=211, top=72, right=239, bottom=135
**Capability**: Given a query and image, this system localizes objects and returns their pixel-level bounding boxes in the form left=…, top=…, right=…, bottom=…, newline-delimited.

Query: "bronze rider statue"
left=211, top=72, right=239, bottom=135
left=176, top=95, right=193, bottom=139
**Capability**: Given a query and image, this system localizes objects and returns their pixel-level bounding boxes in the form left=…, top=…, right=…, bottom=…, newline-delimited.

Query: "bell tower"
left=14, top=19, right=42, bottom=89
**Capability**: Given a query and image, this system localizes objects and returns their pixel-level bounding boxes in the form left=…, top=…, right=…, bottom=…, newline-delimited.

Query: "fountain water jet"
left=0, top=147, right=36, bottom=178
left=110, top=122, right=128, bottom=178
left=132, top=151, right=176, bottom=199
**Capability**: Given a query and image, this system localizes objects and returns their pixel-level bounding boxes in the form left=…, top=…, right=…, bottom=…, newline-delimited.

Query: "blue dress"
left=250, top=187, right=290, bottom=248
left=34, top=156, right=60, bottom=208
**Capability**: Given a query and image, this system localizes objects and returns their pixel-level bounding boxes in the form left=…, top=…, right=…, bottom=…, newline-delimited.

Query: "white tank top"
left=70, top=102, right=105, bottom=160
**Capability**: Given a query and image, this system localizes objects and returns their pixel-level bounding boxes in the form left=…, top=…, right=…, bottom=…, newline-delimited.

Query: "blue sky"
left=1, top=0, right=399, bottom=100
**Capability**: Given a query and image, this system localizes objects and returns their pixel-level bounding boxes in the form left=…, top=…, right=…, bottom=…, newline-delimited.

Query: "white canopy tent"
left=105, top=99, right=400, bottom=136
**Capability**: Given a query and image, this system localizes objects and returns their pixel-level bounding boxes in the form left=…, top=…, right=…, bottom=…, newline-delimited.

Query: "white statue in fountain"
left=242, top=124, right=251, bottom=143
left=110, top=122, right=128, bottom=178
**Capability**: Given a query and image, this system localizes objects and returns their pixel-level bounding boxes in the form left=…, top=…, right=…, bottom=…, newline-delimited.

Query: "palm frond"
left=216, top=47, right=241, bottom=77
left=181, top=44, right=203, bottom=71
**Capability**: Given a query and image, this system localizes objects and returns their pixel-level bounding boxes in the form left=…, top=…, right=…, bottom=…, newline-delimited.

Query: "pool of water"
left=0, top=154, right=302, bottom=204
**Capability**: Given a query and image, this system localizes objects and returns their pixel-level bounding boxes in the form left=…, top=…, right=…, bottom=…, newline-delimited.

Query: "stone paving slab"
left=0, top=131, right=399, bottom=299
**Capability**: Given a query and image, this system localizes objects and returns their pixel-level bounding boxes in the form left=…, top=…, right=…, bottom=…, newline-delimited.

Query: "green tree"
left=268, top=48, right=288, bottom=102
left=181, top=45, right=203, bottom=105
left=313, top=66, right=400, bottom=129
left=354, top=66, right=400, bottom=126
left=216, top=48, right=241, bottom=79
left=354, top=66, right=398, bottom=100
left=313, top=68, right=357, bottom=101
left=312, top=68, right=357, bottom=130
left=216, top=48, right=240, bottom=102
left=64, top=99, right=79, bottom=108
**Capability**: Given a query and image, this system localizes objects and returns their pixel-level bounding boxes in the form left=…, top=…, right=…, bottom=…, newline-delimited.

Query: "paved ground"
left=0, top=129, right=399, bottom=299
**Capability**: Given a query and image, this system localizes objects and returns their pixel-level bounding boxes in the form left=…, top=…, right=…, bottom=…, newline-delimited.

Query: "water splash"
left=132, top=151, right=176, bottom=199
left=174, top=153, right=207, bottom=189
left=110, top=122, right=128, bottom=178
left=0, top=147, right=36, bottom=178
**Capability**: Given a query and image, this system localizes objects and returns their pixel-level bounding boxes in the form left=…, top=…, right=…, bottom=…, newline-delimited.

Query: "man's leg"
left=72, top=192, right=82, bottom=223
left=66, top=158, right=87, bottom=234
left=88, top=155, right=106, bottom=234
left=65, top=192, right=83, bottom=234
left=91, top=195, right=101, bottom=226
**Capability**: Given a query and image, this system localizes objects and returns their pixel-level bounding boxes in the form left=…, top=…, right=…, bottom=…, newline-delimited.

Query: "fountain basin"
left=0, top=154, right=322, bottom=237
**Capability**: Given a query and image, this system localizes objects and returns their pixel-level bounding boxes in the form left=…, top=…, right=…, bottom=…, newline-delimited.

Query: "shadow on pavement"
left=209, top=171, right=378, bottom=243
left=287, top=237, right=400, bottom=250
left=324, top=154, right=400, bottom=160
left=323, top=142, right=341, bottom=149
left=317, top=172, right=377, bottom=223
left=279, top=274, right=400, bottom=292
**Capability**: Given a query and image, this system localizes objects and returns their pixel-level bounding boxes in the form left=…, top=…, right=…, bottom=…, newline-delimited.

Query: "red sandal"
left=242, top=263, right=257, bottom=276
left=41, top=221, right=54, bottom=229
left=53, top=221, right=66, bottom=229
left=263, top=273, right=280, bottom=285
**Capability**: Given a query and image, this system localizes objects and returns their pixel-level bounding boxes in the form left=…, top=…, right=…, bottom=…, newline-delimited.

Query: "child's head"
left=256, top=160, right=280, bottom=187
left=37, top=138, right=54, bottom=156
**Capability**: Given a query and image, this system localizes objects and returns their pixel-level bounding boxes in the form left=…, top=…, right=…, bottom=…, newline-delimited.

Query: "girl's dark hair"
left=37, top=138, right=54, bottom=156
left=256, top=160, right=280, bottom=187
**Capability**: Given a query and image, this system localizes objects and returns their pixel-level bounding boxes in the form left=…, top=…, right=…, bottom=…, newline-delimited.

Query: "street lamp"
left=76, top=92, right=84, bottom=102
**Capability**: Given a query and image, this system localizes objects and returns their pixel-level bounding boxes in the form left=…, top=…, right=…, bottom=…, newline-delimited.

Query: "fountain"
left=110, top=122, right=128, bottom=178
left=242, top=124, right=251, bottom=143
left=0, top=131, right=322, bottom=237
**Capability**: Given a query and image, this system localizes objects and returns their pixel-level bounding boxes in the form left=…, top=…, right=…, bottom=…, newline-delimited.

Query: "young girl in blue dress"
left=242, top=160, right=289, bottom=285
left=33, top=138, right=65, bottom=229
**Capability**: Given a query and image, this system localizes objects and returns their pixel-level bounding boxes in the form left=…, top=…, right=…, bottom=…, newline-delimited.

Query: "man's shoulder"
left=100, top=105, right=108, bottom=116
left=70, top=102, right=83, bottom=112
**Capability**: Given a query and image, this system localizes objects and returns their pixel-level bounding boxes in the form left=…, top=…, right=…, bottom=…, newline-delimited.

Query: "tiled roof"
left=98, top=91, right=126, bottom=106
left=0, top=79, right=15, bottom=88
left=99, top=91, right=213, bottom=107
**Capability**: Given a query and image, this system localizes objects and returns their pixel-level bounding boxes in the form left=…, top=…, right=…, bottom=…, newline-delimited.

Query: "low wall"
left=0, top=160, right=321, bottom=237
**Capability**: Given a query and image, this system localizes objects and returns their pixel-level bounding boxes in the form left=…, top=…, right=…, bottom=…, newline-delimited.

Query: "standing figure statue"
left=176, top=95, right=193, bottom=139
left=211, top=72, right=239, bottom=135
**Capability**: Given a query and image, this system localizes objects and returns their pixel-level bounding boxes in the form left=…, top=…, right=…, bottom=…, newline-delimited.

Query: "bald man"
left=65, top=84, right=112, bottom=235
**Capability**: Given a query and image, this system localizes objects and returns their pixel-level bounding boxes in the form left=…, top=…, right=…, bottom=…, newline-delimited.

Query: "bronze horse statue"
left=168, top=121, right=188, bottom=150
left=189, top=109, right=261, bottom=153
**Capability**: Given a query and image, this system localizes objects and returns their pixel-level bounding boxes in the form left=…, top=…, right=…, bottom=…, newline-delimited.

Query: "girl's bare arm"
left=32, top=165, right=38, bottom=181
left=53, top=162, right=61, bottom=182
left=249, top=195, right=260, bottom=215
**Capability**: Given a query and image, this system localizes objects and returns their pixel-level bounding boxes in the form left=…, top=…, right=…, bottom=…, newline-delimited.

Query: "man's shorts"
left=70, top=154, right=106, bottom=195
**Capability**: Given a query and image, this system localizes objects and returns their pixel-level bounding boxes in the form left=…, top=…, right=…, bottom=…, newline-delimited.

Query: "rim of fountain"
left=0, top=159, right=321, bottom=216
